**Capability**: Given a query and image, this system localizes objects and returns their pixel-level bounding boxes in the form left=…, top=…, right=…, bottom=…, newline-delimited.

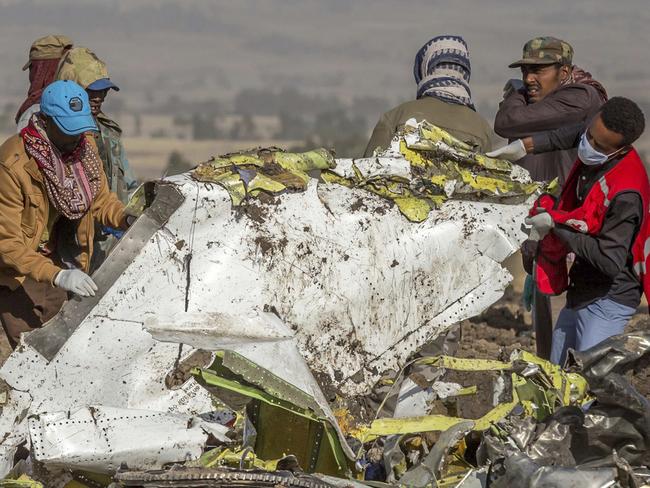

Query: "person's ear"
left=559, top=64, right=571, bottom=83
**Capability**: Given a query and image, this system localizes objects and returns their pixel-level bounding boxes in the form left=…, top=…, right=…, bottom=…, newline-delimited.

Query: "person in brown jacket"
left=0, top=80, right=129, bottom=348
left=491, top=36, right=607, bottom=184
left=364, top=35, right=495, bottom=157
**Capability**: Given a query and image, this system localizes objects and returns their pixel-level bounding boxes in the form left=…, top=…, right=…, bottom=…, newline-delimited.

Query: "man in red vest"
left=491, top=97, right=647, bottom=364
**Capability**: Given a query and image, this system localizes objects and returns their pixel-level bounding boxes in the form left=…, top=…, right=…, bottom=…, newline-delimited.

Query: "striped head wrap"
left=413, top=35, right=475, bottom=110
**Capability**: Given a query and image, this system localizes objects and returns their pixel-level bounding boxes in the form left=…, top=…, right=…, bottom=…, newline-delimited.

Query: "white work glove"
left=54, top=269, right=98, bottom=297
left=486, top=139, right=527, bottom=161
left=524, top=209, right=554, bottom=242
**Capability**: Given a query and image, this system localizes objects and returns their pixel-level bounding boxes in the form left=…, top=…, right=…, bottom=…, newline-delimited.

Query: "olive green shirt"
left=93, top=113, right=137, bottom=204
left=363, top=97, right=496, bottom=157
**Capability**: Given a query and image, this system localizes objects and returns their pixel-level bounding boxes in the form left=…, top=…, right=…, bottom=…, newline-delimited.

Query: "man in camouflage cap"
left=16, top=35, right=73, bottom=131
left=513, top=36, right=574, bottom=65
left=507, top=37, right=575, bottom=100
left=492, top=36, right=606, bottom=183
left=56, top=47, right=137, bottom=271
left=489, top=36, right=607, bottom=361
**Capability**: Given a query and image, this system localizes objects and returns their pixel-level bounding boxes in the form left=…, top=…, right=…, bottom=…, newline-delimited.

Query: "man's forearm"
left=495, top=86, right=592, bottom=138
left=531, top=123, right=583, bottom=153
left=554, top=226, right=626, bottom=279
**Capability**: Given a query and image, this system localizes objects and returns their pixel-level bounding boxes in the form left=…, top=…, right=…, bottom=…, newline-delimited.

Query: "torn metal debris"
left=3, top=121, right=629, bottom=486
left=193, top=120, right=544, bottom=222
left=28, top=406, right=230, bottom=474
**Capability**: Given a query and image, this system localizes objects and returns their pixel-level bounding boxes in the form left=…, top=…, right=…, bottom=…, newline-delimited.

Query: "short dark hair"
left=600, top=96, right=646, bottom=146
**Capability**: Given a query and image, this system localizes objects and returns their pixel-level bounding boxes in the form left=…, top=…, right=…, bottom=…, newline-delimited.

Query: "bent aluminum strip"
left=25, top=183, right=185, bottom=361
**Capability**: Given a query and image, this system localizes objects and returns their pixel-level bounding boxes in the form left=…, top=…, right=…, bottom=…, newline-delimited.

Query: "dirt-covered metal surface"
left=0, top=123, right=540, bottom=484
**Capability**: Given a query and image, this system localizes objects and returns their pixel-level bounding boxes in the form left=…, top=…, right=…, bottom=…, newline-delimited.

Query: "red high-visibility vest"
left=532, top=149, right=650, bottom=298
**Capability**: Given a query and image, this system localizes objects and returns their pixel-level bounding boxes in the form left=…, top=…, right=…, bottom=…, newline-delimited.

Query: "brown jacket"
left=0, top=134, right=125, bottom=290
left=494, top=83, right=604, bottom=183
left=363, top=97, right=496, bottom=157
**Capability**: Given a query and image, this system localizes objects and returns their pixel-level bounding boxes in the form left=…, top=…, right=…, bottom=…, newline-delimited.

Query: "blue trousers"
left=550, top=298, right=636, bottom=365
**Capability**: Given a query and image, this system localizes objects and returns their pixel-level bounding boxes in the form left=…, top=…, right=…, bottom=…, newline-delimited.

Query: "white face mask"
left=577, top=132, right=624, bottom=166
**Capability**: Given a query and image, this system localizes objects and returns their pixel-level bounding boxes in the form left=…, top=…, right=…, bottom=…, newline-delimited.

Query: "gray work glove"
left=486, top=139, right=527, bottom=161
left=503, top=78, right=525, bottom=99
left=54, top=269, right=98, bottom=297
left=524, top=209, right=554, bottom=241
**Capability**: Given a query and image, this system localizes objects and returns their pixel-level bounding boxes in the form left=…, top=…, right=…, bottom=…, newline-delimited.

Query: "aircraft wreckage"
left=1, top=121, right=648, bottom=487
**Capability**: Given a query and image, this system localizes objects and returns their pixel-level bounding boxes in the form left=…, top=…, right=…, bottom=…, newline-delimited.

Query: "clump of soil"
left=252, top=234, right=288, bottom=257
left=444, top=369, right=504, bottom=419
left=239, top=200, right=267, bottom=224
left=349, top=198, right=367, bottom=212
left=165, top=349, right=214, bottom=389
left=254, top=235, right=274, bottom=255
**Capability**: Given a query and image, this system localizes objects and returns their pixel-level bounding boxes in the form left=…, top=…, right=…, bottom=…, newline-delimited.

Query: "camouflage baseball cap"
left=22, top=34, right=73, bottom=70
left=508, top=36, right=574, bottom=68
left=56, top=47, right=119, bottom=91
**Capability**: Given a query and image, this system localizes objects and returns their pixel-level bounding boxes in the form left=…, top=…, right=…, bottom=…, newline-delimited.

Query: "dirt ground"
left=457, top=287, right=535, bottom=363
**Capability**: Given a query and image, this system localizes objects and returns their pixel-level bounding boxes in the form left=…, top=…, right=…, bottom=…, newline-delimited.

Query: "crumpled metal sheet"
left=478, top=406, right=585, bottom=468
left=28, top=406, right=230, bottom=474
left=193, top=121, right=542, bottom=223
left=475, top=333, right=650, bottom=488
left=9, top=175, right=528, bottom=400
left=0, top=391, right=31, bottom=478
left=569, top=332, right=650, bottom=380
left=398, top=420, right=475, bottom=488
left=329, top=120, right=543, bottom=222
left=363, top=351, right=589, bottom=442
left=488, top=452, right=619, bottom=488
left=488, top=450, right=649, bottom=488
left=193, top=148, right=336, bottom=207
left=0, top=138, right=534, bottom=477
left=567, top=332, right=650, bottom=468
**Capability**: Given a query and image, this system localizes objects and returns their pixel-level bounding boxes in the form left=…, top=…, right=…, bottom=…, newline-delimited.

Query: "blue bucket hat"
left=40, top=80, right=98, bottom=135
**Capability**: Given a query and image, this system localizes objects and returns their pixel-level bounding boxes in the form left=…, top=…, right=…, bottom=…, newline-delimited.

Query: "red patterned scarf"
left=563, top=65, right=609, bottom=103
left=15, top=58, right=63, bottom=123
left=20, top=114, right=102, bottom=220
